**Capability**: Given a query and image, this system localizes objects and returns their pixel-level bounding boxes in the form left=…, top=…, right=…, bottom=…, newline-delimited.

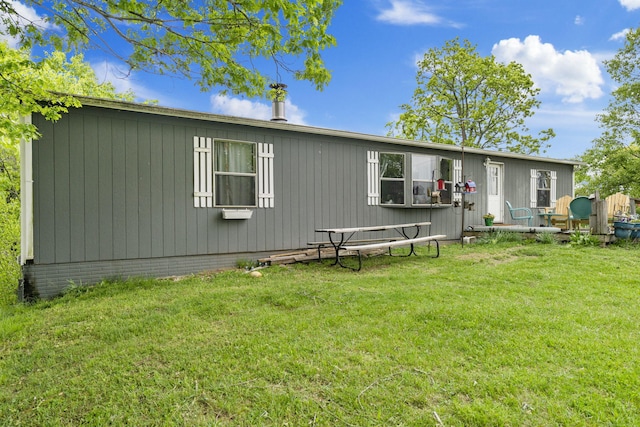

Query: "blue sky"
left=6, top=0, right=640, bottom=160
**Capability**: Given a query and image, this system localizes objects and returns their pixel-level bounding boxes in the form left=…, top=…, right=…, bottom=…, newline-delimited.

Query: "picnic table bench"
left=313, top=221, right=445, bottom=271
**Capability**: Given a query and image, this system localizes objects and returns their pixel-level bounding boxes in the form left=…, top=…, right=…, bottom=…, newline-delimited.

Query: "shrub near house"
left=0, top=193, right=20, bottom=305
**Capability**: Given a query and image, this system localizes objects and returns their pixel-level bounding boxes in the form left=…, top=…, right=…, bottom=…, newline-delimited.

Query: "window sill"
left=221, top=209, right=253, bottom=219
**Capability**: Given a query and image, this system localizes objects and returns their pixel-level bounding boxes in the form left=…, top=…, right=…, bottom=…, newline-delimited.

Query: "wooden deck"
left=464, top=224, right=617, bottom=244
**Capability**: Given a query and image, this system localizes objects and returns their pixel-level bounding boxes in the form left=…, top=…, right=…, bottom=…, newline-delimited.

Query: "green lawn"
left=1, top=241, right=640, bottom=426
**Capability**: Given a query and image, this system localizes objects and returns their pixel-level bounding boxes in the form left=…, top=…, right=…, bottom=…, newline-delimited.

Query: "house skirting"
left=20, top=250, right=286, bottom=300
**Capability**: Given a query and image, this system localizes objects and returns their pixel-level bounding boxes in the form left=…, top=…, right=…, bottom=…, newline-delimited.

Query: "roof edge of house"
left=74, top=95, right=583, bottom=167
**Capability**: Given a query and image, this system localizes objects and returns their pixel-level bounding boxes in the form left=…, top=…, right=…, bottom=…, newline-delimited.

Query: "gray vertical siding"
left=124, top=120, right=139, bottom=258
left=83, top=114, right=100, bottom=260
left=69, top=115, right=85, bottom=262
left=35, top=119, right=54, bottom=264
left=26, top=104, right=576, bottom=298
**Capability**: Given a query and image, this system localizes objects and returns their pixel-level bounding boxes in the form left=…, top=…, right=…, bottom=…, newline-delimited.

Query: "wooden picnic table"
left=314, top=221, right=444, bottom=270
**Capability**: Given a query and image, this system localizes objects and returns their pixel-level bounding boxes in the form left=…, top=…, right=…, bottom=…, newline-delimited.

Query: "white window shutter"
left=550, top=171, right=557, bottom=208
left=193, top=136, right=213, bottom=208
left=530, top=169, right=538, bottom=208
left=367, top=151, right=380, bottom=206
left=453, top=159, right=463, bottom=204
left=258, top=143, right=275, bottom=208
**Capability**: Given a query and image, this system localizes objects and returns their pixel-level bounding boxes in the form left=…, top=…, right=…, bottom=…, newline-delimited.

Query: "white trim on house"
left=193, top=136, right=213, bottom=208
left=530, top=169, right=538, bottom=208
left=258, top=143, right=275, bottom=208
left=453, top=159, right=463, bottom=205
left=367, top=151, right=380, bottom=206
left=550, top=171, right=557, bottom=208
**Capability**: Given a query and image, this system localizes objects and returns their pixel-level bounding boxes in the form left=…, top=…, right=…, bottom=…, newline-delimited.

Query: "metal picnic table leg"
left=316, top=243, right=326, bottom=263
left=430, top=239, right=441, bottom=258
left=327, top=232, right=343, bottom=266
left=328, top=231, right=356, bottom=268
left=396, top=224, right=422, bottom=257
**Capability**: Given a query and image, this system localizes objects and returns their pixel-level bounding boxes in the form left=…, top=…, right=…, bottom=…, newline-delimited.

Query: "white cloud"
left=210, top=95, right=271, bottom=120
left=91, top=61, right=166, bottom=103
left=492, top=35, right=604, bottom=103
left=610, top=28, right=630, bottom=41
left=376, top=0, right=448, bottom=26
left=0, top=0, right=56, bottom=48
left=209, top=94, right=307, bottom=125
left=279, top=101, right=307, bottom=125
left=574, top=15, right=585, bottom=25
left=619, top=0, right=640, bottom=11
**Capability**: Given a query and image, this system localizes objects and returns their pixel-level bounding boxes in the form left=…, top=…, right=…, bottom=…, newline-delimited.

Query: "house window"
left=529, top=169, right=557, bottom=209
left=374, top=152, right=453, bottom=206
left=412, top=155, right=453, bottom=205
left=193, top=136, right=274, bottom=208
left=214, top=140, right=256, bottom=207
left=536, top=170, right=551, bottom=208
left=380, top=153, right=405, bottom=205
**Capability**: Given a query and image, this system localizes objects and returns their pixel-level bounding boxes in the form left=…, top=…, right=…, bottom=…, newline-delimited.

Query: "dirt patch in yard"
left=455, top=246, right=528, bottom=266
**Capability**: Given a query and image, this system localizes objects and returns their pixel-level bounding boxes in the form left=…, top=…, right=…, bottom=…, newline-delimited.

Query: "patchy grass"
left=1, top=242, right=640, bottom=426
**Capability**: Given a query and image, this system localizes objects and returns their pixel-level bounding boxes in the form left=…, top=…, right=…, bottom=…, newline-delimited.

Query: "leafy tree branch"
left=0, top=0, right=342, bottom=97
left=577, top=27, right=640, bottom=197
left=387, top=38, right=554, bottom=155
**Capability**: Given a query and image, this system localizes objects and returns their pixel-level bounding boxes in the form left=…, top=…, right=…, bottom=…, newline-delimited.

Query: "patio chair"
left=551, top=195, right=571, bottom=229
left=505, top=201, right=533, bottom=226
left=568, top=196, right=592, bottom=229
left=605, top=192, right=630, bottom=221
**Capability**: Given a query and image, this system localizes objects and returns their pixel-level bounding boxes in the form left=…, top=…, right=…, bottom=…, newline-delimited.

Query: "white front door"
left=487, top=162, right=504, bottom=222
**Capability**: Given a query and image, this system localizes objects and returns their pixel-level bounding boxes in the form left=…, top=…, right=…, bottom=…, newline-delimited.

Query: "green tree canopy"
left=1, top=42, right=135, bottom=198
left=577, top=28, right=640, bottom=197
left=387, top=38, right=554, bottom=155
left=575, top=136, right=640, bottom=197
left=0, top=0, right=341, bottom=98
left=0, top=41, right=134, bottom=143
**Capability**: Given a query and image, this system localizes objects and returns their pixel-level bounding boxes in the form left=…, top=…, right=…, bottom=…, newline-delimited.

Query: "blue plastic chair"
left=568, top=196, right=592, bottom=229
left=505, top=201, right=533, bottom=226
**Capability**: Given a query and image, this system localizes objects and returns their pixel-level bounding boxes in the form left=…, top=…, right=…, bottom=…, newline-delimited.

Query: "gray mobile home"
left=19, top=98, right=578, bottom=299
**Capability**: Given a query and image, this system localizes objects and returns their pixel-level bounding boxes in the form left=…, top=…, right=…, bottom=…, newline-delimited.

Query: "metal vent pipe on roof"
left=269, top=83, right=287, bottom=122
